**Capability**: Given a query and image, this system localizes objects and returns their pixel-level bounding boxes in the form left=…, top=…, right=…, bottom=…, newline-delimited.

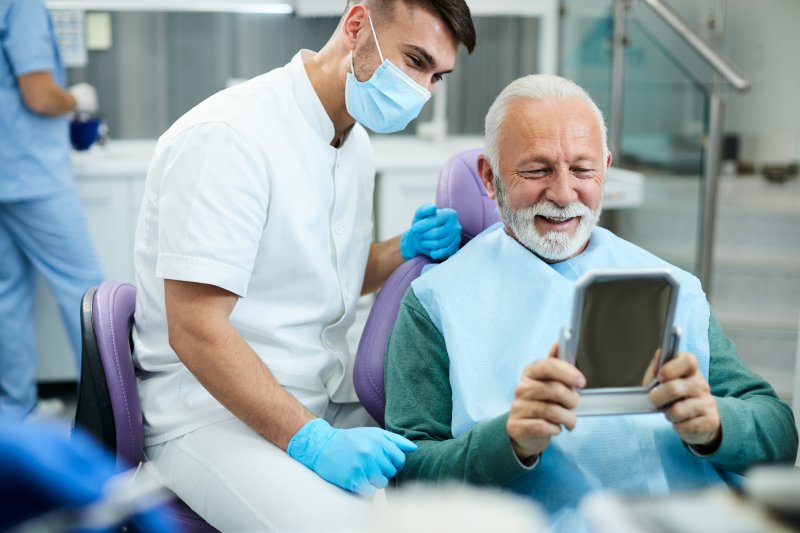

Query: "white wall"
left=723, top=0, right=800, bottom=166
left=562, top=0, right=800, bottom=168
left=667, top=0, right=800, bottom=167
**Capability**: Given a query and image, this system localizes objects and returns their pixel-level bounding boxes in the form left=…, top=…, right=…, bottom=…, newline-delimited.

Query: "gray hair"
left=483, top=74, right=608, bottom=171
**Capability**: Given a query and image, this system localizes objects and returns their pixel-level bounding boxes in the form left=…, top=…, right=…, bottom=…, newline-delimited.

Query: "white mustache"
left=517, top=201, right=593, bottom=222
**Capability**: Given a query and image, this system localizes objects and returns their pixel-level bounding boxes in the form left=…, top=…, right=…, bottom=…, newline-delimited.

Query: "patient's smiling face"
left=481, top=97, right=611, bottom=261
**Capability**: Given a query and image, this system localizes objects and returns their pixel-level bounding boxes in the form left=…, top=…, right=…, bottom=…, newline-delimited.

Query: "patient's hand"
left=649, top=352, right=721, bottom=450
left=507, top=343, right=586, bottom=462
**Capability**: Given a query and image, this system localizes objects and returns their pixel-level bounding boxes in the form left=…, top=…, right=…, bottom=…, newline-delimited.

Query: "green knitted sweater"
left=385, top=289, right=798, bottom=486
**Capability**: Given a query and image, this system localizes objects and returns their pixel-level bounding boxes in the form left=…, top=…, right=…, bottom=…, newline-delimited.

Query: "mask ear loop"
left=350, top=13, right=385, bottom=77
left=366, top=14, right=385, bottom=63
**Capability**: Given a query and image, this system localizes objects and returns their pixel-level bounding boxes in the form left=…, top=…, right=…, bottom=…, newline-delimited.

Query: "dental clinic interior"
left=5, top=0, right=800, bottom=531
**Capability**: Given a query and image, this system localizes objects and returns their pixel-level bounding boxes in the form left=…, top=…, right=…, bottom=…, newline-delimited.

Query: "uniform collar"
left=288, top=51, right=337, bottom=145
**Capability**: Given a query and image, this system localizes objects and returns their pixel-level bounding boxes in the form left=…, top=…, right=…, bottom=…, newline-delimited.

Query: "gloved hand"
left=287, top=418, right=417, bottom=497
left=0, top=420, right=114, bottom=530
left=0, top=419, right=177, bottom=532
left=400, top=204, right=461, bottom=261
left=68, top=83, right=98, bottom=115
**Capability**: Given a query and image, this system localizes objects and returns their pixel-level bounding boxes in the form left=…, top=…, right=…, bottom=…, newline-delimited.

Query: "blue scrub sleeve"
left=2, top=0, right=57, bottom=76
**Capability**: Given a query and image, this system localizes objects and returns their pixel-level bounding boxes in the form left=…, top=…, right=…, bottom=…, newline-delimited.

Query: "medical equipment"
left=9, top=466, right=175, bottom=533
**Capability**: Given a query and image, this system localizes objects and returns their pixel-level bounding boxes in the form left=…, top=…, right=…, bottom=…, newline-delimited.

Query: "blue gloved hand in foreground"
left=0, top=418, right=176, bottom=532
left=0, top=420, right=112, bottom=530
left=287, top=418, right=417, bottom=497
left=400, top=203, right=462, bottom=261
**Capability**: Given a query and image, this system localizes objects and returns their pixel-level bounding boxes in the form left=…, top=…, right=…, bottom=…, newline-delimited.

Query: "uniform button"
left=334, top=223, right=344, bottom=234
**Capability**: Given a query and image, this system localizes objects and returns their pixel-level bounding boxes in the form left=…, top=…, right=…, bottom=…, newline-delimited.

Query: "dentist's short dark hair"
left=345, top=0, right=476, bottom=54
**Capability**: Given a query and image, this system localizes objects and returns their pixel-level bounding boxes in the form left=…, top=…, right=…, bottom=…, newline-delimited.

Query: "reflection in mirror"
left=576, top=278, right=671, bottom=388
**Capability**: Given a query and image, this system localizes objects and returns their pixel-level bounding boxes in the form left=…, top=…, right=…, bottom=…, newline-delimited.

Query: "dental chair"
left=74, top=281, right=218, bottom=532
left=354, top=148, right=500, bottom=426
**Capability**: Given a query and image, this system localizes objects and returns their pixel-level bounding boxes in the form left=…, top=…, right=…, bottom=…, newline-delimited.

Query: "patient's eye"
left=520, top=168, right=550, bottom=178
left=572, top=167, right=595, bottom=177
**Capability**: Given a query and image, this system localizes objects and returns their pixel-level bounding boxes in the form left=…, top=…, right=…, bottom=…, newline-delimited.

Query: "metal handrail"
left=642, top=0, right=750, bottom=91
left=609, top=0, right=752, bottom=297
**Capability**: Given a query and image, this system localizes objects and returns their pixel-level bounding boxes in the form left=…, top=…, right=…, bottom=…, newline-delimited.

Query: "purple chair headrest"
left=92, top=281, right=142, bottom=470
left=436, top=148, right=501, bottom=243
left=354, top=148, right=500, bottom=427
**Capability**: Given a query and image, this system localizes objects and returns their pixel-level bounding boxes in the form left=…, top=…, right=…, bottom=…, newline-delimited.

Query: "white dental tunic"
left=133, top=51, right=375, bottom=446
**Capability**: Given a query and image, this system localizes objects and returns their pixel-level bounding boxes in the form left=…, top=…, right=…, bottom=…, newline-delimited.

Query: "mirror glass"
left=576, top=278, right=672, bottom=388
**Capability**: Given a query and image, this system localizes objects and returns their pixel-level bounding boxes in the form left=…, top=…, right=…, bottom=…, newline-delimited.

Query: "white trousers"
left=145, top=403, right=377, bottom=532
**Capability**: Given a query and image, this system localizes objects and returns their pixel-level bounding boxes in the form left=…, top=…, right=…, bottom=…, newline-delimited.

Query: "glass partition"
left=561, top=0, right=709, bottom=275
left=560, top=0, right=799, bottom=402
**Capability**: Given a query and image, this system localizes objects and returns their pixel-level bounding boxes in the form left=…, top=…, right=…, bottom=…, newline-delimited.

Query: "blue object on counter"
left=70, top=118, right=103, bottom=151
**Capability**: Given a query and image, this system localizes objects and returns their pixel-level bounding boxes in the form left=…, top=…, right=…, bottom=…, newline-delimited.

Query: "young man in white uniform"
left=132, top=0, right=476, bottom=530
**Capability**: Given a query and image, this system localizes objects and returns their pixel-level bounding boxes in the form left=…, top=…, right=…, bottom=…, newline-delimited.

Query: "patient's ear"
left=477, top=156, right=496, bottom=200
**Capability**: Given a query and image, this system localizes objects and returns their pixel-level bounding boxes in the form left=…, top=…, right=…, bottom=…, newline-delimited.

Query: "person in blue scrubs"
left=0, top=0, right=103, bottom=418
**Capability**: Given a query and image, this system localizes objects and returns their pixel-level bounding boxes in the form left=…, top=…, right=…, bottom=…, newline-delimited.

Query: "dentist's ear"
left=341, top=4, right=369, bottom=51
left=477, top=155, right=497, bottom=200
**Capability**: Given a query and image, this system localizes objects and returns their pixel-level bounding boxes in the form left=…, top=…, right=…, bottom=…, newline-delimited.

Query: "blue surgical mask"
left=345, top=15, right=432, bottom=134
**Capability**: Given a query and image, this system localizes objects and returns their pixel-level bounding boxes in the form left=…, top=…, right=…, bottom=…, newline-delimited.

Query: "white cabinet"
left=376, top=172, right=441, bottom=241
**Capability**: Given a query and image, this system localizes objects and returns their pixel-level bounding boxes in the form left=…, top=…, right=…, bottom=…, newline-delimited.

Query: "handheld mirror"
left=559, top=268, right=681, bottom=416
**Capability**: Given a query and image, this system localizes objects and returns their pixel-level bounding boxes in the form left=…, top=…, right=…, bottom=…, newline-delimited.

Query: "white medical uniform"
left=133, top=51, right=376, bottom=531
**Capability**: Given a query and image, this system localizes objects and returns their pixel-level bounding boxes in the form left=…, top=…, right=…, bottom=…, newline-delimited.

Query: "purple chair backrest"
left=78, top=281, right=219, bottom=532
left=354, top=148, right=500, bottom=426
left=91, top=281, right=142, bottom=469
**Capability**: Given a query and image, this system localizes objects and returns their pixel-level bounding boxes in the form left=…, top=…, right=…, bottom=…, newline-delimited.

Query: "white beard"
left=507, top=201, right=600, bottom=261
left=494, top=177, right=601, bottom=261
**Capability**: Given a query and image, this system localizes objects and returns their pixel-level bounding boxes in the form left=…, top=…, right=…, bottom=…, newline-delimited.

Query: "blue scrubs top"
left=0, top=0, right=72, bottom=200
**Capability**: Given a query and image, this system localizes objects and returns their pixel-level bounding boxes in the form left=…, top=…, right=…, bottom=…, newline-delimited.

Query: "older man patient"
left=384, top=74, right=798, bottom=530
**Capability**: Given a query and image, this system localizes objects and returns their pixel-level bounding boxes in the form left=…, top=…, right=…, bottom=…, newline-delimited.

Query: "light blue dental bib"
left=411, top=224, right=724, bottom=528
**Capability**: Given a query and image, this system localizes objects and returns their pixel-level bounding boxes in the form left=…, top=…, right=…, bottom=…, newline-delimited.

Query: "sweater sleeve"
left=384, top=288, right=532, bottom=486
left=705, top=312, right=798, bottom=473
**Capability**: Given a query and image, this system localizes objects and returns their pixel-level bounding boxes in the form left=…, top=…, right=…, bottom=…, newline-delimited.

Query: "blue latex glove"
left=287, top=418, right=417, bottom=497
left=400, top=204, right=462, bottom=261
left=0, top=420, right=115, bottom=530
left=0, top=419, right=176, bottom=532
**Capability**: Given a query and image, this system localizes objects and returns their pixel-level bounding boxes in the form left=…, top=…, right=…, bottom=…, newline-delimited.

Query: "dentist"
left=133, top=1, right=476, bottom=530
